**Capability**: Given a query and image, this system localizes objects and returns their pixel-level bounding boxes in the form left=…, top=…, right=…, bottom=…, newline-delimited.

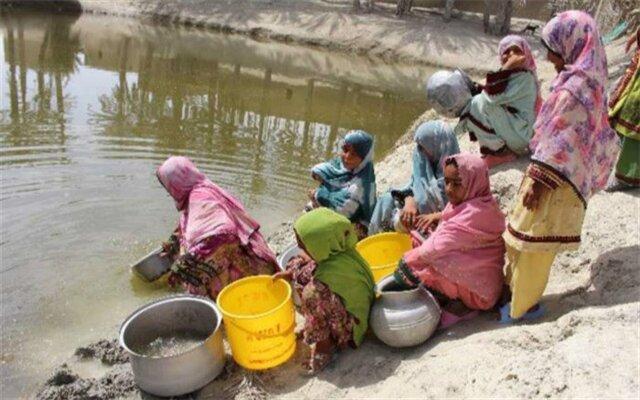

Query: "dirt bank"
left=75, top=0, right=549, bottom=74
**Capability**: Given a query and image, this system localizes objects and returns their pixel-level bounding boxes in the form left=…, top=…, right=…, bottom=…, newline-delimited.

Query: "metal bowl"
left=131, top=248, right=173, bottom=282
left=277, top=243, right=302, bottom=271
left=119, top=295, right=225, bottom=397
left=370, top=275, right=441, bottom=348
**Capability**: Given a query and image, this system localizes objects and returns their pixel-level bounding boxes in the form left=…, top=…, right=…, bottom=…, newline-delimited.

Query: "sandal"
left=498, top=302, right=545, bottom=324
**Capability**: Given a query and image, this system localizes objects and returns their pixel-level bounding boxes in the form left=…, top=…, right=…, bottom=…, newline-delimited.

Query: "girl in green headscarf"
left=274, top=208, right=375, bottom=373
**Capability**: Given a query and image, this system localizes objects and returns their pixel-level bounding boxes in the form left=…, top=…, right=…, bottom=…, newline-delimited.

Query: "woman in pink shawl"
left=157, top=156, right=277, bottom=299
left=501, top=11, right=619, bottom=321
left=393, top=153, right=506, bottom=315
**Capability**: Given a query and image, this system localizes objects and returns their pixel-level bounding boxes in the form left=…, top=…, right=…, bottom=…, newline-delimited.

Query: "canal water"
left=0, top=11, right=434, bottom=396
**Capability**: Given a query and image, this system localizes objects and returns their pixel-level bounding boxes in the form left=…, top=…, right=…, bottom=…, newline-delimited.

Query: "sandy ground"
left=33, top=1, right=639, bottom=399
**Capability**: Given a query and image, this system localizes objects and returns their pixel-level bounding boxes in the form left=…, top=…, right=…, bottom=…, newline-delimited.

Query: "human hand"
left=414, top=212, right=442, bottom=233
left=400, top=197, right=418, bottom=229
left=307, top=189, right=317, bottom=201
left=522, top=180, right=546, bottom=210
left=503, top=53, right=527, bottom=70
left=272, top=270, right=293, bottom=282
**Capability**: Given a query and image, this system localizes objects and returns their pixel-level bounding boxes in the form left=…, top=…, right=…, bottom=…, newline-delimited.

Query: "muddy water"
left=0, top=11, right=434, bottom=396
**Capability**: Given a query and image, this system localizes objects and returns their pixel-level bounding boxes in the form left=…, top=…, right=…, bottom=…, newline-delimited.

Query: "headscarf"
left=294, top=208, right=375, bottom=346
left=403, top=154, right=506, bottom=310
left=531, top=11, right=619, bottom=200
left=311, top=130, right=376, bottom=223
left=498, top=34, right=543, bottom=114
left=426, top=70, right=473, bottom=117
left=157, top=156, right=276, bottom=263
left=408, top=121, right=460, bottom=214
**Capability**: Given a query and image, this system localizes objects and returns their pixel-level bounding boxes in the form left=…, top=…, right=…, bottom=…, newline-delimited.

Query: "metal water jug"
left=370, top=275, right=441, bottom=347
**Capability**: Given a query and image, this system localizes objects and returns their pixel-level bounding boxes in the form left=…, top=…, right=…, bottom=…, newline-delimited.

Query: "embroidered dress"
left=286, top=257, right=355, bottom=348
left=609, top=31, right=640, bottom=186
left=157, top=156, right=278, bottom=300
left=504, top=11, right=619, bottom=319
left=368, top=121, right=460, bottom=234
left=291, top=208, right=375, bottom=348
left=394, top=154, right=506, bottom=311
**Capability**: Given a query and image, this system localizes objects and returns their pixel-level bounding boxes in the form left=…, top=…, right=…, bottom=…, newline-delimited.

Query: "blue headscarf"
left=407, top=121, right=460, bottom=214
left=311, top=130, right=377, bottom=224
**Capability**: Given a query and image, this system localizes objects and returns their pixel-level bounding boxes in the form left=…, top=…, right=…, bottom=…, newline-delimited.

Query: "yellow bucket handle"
left=226, top=319, right=296, bottom=340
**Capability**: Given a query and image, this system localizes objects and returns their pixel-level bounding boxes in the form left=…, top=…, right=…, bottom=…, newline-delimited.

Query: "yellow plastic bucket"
left=216, top=275, right=296, bottom=370
left=356, top=232, right=412, bottom=282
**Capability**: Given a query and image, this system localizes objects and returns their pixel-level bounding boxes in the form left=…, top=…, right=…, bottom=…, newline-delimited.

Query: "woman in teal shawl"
left=274, top=208, right=375, bottom=373
left=428, top=36, right=541, bottom=168
left=308, top=130, right=376, bottom=236
left=369, top=121, right=460, bottom=234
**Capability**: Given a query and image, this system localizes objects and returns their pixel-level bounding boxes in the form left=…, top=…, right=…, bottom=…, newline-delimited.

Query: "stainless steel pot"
left=370, top=274, right=441, bottom=348
left=119, top=295, right=225, bottom=397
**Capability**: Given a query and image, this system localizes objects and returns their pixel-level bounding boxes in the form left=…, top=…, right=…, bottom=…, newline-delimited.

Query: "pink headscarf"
left=531, top=11, right=619, bottom=201
left=157, top=156, right=276, bottom=263
left=498, top=34, right=543, bottom=114
left=404, top=154, right=506, bottom=310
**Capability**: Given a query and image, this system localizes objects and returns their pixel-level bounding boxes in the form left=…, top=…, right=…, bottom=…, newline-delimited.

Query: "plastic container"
left=356, top=232, right=412, bottom=282
left=216, top=275, right=295, bottom=370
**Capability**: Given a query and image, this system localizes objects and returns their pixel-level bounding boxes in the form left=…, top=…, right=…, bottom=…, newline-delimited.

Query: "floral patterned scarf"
left=530, top=10, right=619, bottom=201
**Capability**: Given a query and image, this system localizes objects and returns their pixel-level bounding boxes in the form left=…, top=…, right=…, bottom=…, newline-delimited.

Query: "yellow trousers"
left=505, top=245, right=557, bottom=319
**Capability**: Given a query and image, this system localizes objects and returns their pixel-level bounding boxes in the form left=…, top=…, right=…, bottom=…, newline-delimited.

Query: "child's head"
left=341, top=143, right=363, bottom=171
left=444, top=157, right=465, bottom=206
left=426, top=70, right=472, bottom=118
left=340, top=130, right=373, bottom=171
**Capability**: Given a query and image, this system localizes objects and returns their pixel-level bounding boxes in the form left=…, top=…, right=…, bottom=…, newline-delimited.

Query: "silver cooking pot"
left=119, top=295, right=225, bottom=397
left=370, top=274, right=441, bottom=348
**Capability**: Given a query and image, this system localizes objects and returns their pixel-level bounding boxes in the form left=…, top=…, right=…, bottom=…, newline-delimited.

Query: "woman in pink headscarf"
left=393, top=153, right=506, bottom=319
left=157, top=156, right=278, bottom=299
left=454, top=35, right=541, bottom=168
left=501, top=11, right=619, bottom=321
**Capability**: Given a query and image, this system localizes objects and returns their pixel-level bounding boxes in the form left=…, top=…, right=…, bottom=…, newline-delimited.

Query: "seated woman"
left=157, top=156, right=278, bottom=299
left=308, top=130, right=376, bottom=238
left=274, top=208, right=375, bottom=373
left=428, top=35, right=541, bottom=168
left=392, top=154, right=506, bottom=323
left=369, top=120, right=460, bottom=235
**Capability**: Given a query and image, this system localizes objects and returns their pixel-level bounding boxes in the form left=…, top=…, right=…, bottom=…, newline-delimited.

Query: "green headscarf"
left=294, top=208, right=375, bottom=346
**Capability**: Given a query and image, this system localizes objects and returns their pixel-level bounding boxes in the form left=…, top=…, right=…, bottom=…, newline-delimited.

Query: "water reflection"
left=0, top=11, right=432, bottom=397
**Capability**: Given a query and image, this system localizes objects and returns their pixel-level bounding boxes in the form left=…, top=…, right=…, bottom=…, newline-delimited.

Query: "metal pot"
left=119, top=295, right=225, bottom=397
left=370, top=274, right=441, bottom=348
left=131, top=247, right=173, bottom=282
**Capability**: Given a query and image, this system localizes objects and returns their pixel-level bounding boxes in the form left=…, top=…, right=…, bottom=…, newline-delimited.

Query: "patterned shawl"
left=531, top=10, right=619, bottom=201
left=157, top=156, right=276, bottom=263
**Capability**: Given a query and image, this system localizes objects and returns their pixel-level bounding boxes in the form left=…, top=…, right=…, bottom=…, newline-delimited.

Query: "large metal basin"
left=119, top=295, right=225, bottom=397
